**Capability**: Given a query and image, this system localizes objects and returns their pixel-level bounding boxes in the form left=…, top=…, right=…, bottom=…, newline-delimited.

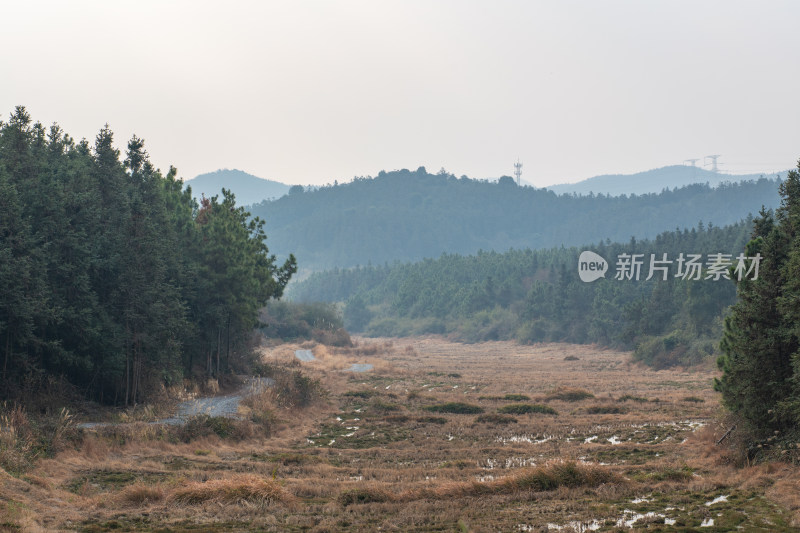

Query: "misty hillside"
left=184, top=169, right=290, bottom=206
left=250, top=167, right=781, bottom=271
left=545, top=165, right=787, bottom=196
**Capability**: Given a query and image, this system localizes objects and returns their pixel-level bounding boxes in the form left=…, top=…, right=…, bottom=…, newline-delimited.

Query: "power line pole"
left=705, top=154, right=721, bottom=173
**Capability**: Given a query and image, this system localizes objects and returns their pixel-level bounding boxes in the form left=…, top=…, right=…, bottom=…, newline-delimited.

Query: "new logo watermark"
left=578, top=251, right=609, bottom=282
left=578, top=251, right=761, bottom=282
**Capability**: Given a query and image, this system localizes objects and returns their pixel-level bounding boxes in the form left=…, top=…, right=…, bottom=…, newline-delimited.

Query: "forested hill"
left=249, top=167, right=781, bottom=271
left=290, top=219, right=755, bottom=368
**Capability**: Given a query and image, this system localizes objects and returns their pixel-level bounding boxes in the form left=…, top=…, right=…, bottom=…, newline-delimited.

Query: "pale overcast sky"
left=2, top=1, right=798, bottom=187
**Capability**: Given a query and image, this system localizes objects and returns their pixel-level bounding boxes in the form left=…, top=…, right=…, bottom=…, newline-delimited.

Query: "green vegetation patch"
left=178, top=415, right=244, bottom=442
left=627, top=465, right=694, bottom=482
left=502, top=394, right=531, bottom=401
left=681, top=395, right=705, bottom=403
left=585, top=405, right=627, bottom=415
left=590, top=447, right=662, bottom=465
left=422, top=402, right=484, bottom=414
left=497, top=404, right=557, bottom=415
left=306, top=422, right=410, bottom=449
left=368, top=399, right=401, bottom=413
left=66, top=469, right=170, bottom=493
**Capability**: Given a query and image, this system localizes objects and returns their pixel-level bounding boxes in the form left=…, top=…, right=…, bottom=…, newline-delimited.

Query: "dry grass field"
left=2, top=337, right=800, bottom=532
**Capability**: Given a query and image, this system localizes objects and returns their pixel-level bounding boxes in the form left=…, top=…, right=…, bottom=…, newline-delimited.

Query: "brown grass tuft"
left=169, top=474, right=294, bottom=507
left=400, top=461, right=619, bottom=502
left=117, top=483, right=165, bottom=506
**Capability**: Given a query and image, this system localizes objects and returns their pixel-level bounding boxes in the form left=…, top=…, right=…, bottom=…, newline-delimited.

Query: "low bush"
left=260, top=301, right=351, bottom=346
left=502, top=394, right=530, bottom=401
left=585, top=405, right=627, bottom=415
left=178, top=415, right=252, bottom=442
left=343, top=390, right=375, bottom=399
left=498, top=404, right=557, bottom=415
left=269, top=368, right=323, bottom=408
left=681, top=396, right=705, bottom=403
left=422, top=402, right=483, bottom=414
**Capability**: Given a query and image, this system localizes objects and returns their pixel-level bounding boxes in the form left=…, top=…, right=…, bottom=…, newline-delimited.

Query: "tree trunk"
left=124, top=323, right=130, bottom=407
left=3, top=332, right=10, bottom=381
left=216, top=327, right=221, bottom=378
left=226, top=314, right=231, bottom=374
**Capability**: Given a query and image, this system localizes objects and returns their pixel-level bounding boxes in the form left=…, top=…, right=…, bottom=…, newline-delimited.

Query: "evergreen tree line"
left=0, top=107, right=296, bottom=404
left=291, top=220, right=754, bottom=367
left=716, top=164, right=800, bottom=444
left=250, top=166, right=782, bottom=271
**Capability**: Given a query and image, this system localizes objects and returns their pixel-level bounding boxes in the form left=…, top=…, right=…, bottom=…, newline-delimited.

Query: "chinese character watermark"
left=578, top=251, right=761, bottom=283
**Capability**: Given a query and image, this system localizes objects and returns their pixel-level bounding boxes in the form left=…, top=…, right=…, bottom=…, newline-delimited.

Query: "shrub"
left=344, top=390, right=375, bottom=399
left=423, top=403, right=483, bottom=414
left=503, top=394, right=530, bottom=401
left=509, top=462, right=616, bottom=492
left=369, top=399, right=401, bottom=412
left=260, top=301, right=351, bottom=346
left=498, top=404, right=557, bottom=415
left=269, top=368, right=322, bottom=408
left=178, top=415, right=252, bottom=442
left=585, top=405, right=627, bottom=415
left=682, top=396, right=705, bottom=403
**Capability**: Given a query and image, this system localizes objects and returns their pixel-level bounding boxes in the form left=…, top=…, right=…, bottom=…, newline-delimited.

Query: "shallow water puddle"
left=496, top=434, right=553, bottom=444
left=705, top=494, right=729, bottom=506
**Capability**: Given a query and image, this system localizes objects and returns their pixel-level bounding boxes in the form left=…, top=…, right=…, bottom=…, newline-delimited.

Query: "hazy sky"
left=2, top=1, right=799, bottom=187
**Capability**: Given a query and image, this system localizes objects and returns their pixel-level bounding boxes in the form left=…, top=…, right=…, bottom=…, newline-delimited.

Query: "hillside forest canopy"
left=0, top=106, right=296, bottom=405
left=291, top=219, right=753, bottom=368
left=250, top=166, right=782, bottom=271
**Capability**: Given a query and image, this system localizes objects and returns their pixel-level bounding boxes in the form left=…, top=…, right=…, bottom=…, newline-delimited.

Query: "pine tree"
left=715, top=165, right=800, bottom=437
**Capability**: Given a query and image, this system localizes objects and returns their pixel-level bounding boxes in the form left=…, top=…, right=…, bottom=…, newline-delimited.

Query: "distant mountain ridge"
left=249, top=167, right=783, bottom=272
left=545, top=165, right=788, bottom=196
left=184, top=169, right=290, bottom=206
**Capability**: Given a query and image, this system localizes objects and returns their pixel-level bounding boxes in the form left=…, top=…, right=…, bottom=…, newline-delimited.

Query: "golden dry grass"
left=2, top=336, right=800, bottom=531
left=169, top=474, right=294, bottom=507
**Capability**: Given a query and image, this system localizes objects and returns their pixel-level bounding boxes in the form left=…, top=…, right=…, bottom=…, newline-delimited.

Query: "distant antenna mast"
left=514, top=158, right=522, bottom=186
left=705, top=154, right=721, bottom=173
left=684, top=159, right=699, bottom=167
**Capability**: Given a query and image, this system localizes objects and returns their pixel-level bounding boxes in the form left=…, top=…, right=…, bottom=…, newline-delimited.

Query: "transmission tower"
left=705, top=155, right=721, bottom=173
left=684, top=159, right=699, bottom=167
left=514, top=159, right=522, bottom=186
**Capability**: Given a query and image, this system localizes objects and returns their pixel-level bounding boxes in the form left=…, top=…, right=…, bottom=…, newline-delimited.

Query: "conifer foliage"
left=716, top=161, right=800, bottom=438
left=0, top=107, right=296, bottom=404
